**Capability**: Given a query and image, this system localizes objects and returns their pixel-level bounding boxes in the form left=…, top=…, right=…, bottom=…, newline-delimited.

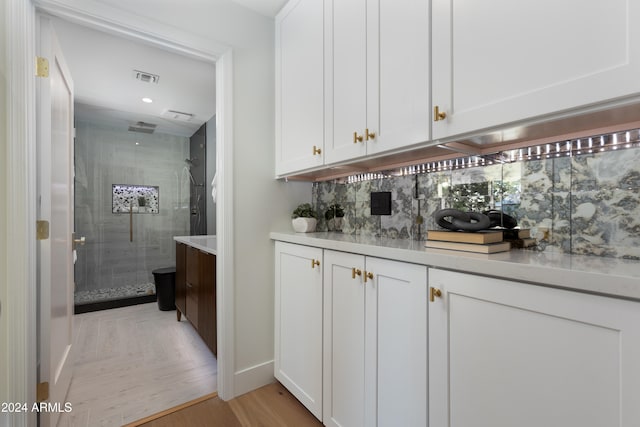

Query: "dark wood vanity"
left=175, top=240, right=217, bottom=356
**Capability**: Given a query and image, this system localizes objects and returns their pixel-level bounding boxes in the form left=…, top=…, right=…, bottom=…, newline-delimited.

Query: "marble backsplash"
left=312, top=146, right=640, bottom=259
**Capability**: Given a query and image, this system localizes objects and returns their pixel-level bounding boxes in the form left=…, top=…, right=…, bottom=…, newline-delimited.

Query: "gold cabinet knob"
left=353, top=132, right=364, bottom=144
left=430, top=287, right=442, bottom=302
left=311, top=259, right=321, bottom=269
left=433, top=105, right=447, bottom=122
left=365, top=128, right=375, bottom=141
left=364, top=271, right=374, bottom=283
left=351, top=267, right=362, bottom=279
left=312, top=145, right=322, bottom=155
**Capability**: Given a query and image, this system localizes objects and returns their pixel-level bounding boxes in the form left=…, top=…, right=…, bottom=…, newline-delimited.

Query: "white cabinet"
left=432, top=0, right=640, bottom=140
left=428, top=269, right=640, bottom=427
left=275, top=0, right=431, bottom=176
left=275, top=0, right=325, bottom=176
left=274, top=242, right=323, bottom=420
left=324, top=0, right=431, bottom=164
left=323, top=250, right=428, bottom=427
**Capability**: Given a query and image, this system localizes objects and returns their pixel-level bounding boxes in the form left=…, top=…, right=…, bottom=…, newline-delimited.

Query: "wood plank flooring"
left=126, top=382, right=323, bottom=427
left=57, top=302, right=217, bottom=427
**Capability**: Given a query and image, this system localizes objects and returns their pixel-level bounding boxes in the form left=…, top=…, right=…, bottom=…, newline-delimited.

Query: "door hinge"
left=36, top=382, right=49, bottom=402
left=35, top=56, right=49, bottom=78
left=36, top=220, right=50, bottom=240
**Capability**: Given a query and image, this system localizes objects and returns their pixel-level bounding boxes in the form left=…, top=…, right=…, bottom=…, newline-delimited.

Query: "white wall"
left=32, top=0, right=312, bottom=397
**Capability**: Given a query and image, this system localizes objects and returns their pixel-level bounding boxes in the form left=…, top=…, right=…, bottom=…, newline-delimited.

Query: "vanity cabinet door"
left=197, top=250, right=216, bottom=356
left=274, top=241, right=323, bottom=420
left=175, top=242, right=186, bottom=319
left=428, top=269, right=640, bottom=427
left=185, top=245, right=199, bottom=329
left=432, top=0, right=640, bottom=140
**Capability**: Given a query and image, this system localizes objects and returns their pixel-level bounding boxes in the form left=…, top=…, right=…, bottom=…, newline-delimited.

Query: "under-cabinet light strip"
left=343, top=128, right=640, bottom=183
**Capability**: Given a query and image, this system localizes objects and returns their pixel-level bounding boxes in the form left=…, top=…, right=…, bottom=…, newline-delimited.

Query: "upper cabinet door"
left=324, top=0, right=368, bottom=164
left=432, top=0, right=640, bottom=140
left=275, top=0, right=325, bottom=176
left=325, top=0, right=431, bottom=164
left=366, top=0, right=430, bottom=156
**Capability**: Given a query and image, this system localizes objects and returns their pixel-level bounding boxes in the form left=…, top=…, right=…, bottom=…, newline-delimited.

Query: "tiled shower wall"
left=313, top=146, right=640, bottom=259
left=74, top=121, right=191, bottom=295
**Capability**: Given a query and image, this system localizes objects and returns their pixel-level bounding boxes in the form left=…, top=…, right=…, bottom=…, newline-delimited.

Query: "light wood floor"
left=57, top=302, right=217, bottom=427
left=126, top=382, right=323, bottom=427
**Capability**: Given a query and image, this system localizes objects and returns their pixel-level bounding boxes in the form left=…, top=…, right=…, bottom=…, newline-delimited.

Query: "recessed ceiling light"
left=142, top=97, right=153, bottom=103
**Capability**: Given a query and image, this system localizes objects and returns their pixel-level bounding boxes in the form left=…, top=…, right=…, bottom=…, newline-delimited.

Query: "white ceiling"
left=49, top=0, right=287, bottom=138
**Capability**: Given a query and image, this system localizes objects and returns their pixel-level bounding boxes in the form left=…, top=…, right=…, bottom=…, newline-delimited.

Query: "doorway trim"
left=4, top=0, right=38, bottom=426
left=8, top=1, right=236, bottom=415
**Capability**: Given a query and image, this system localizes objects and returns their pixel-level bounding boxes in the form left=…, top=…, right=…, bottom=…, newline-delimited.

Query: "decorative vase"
left=292, top=217, right=317, bottom=233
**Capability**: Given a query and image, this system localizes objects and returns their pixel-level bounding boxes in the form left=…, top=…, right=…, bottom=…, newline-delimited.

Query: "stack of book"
left=425, top=229, right=536, bottom=253
left=425, top=230, right=511, bottom=253
left=502, top=229, right=537, bottom=248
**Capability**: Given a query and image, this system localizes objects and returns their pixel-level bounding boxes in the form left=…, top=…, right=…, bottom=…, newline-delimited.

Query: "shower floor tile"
left=75, top=282, right=156, bottom=305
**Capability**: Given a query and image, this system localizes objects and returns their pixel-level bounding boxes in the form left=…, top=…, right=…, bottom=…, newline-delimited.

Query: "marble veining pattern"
left=312, top=145, right=640, bottom=259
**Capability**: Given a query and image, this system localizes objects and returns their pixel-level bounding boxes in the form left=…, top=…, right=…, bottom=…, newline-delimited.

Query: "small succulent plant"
left=292, top=203, right=318, bottom=219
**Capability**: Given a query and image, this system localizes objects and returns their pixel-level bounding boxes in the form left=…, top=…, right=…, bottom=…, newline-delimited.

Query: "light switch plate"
left=371, top=192, right=392, bottom=215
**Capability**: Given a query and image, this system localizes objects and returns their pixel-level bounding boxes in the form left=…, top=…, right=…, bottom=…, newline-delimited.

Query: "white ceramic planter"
left=292, top=217, right=317, bottom=233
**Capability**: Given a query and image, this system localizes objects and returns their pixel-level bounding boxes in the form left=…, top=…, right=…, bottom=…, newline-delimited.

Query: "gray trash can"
left=152, top=267, right=176, bottom=311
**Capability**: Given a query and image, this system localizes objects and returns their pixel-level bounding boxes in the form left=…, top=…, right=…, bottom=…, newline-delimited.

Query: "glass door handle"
left=130, top=201, right=133, bottom=242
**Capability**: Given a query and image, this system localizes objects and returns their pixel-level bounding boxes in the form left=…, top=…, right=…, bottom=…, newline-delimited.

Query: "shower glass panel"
left=74, top=121, right=190, bottom=309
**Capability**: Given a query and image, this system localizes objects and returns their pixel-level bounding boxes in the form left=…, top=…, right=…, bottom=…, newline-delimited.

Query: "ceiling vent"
left=162, top=109, right=194, bottom=122
left=133, top=70, right=160, bottom=84
left=128, top=121, right=157, bottom=134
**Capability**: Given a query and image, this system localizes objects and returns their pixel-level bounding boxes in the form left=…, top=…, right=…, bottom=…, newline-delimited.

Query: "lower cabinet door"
left=323, top=251, right=428, bottom=427
left=429, top=269, right=640, bottom=427
left=274, top=242, right=323, bottom=420
left=323, top=250, right=366, bottom=427
left=365, top=257, right=427, bottom=427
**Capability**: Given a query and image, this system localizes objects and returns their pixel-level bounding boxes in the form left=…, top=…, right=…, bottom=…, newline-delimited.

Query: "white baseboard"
left=233, top=359, right=275, bottom=397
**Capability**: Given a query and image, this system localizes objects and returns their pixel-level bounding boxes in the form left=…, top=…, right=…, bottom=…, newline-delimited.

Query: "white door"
left=323, top=250, right=366, bottom=427
left=432, top=0, right=640, bottom=140
left=429, top=269, right=640, bottom=427
left=274, top=242, right=323, bottom=420
left=37, top=16, right=75, bottom=427
left=364, top=257, right=427, bottom=427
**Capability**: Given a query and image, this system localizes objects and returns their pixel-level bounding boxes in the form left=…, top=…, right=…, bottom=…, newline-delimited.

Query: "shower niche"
left=112, top=184, right=159, bottom=214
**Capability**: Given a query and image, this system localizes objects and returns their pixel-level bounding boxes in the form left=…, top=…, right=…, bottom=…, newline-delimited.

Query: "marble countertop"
left=174, top=235, right=217, bottom=255
left=270, top=231, right=640, bottom=301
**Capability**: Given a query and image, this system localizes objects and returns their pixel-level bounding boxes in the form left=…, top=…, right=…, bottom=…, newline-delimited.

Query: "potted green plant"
left=291, top=203, right=318, bottom=233
left=137, top=196, right=147, bottom=212
left=324, top=204, right=345, bottom=232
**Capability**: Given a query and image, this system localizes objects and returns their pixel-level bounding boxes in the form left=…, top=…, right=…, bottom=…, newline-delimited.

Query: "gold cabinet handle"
left=351, top=267, right=362, bottom=279
left=364, top=271, right=374, bottom=283
left=353, top=132, right=364, bottom=144
left=433, top=105, right=447, bottom=122
left=365, top=128, right=375, bottom=141
left=311, top=259, right=321, bottom=269
left=430, top=287, right=442, bottom=302
left=312, top=145, right=322, bottom=155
